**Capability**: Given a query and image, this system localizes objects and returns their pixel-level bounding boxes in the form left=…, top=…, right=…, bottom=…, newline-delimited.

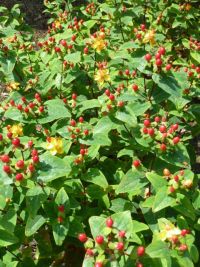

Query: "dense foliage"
left=0, top=0, right=200, bottom=266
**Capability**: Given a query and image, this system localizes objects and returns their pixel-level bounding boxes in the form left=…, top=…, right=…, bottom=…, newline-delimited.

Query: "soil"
left=1, top=0, right=48, bottom=29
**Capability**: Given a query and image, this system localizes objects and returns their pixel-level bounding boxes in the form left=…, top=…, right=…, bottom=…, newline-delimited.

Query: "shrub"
left=0, top=1, right=199, bottom=266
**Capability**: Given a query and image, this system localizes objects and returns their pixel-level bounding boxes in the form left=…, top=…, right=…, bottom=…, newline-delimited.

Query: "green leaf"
left=152, top=187, right=176, bottom=213
left=116, top=169, right=147, bottom=195
left=64, top=52, right=81, bottom=63
left=159, top=144, right=190, bottom=168
left=55, top=187, right=70, bottom=213
left=146, top=172, right=168, bottom=192
left=26, top=186, right=50, bottom=217
left=77, top=99, right=101, bottom=113
left=38, top=99, right=71, bottom=124
left=25, top=215, right=46, bottom=236
left=0, top=230, right=18, bottom=247
left=146, top=240, right=171, bottom=266
left=152, top=73, right=182, bottom=97
left=132, top=220, right=149, bottom=233
left=174, top=194, right=196, bottom=221
left=4, top=108, right=24, bottom=122
left=0, top=162, right=13, bottom=185
left=82, top=168, right=108, bottom=189
left=89, top=216, right=106, bottom=238
left=115, top=110, right=137, bottom=127
left=52, top=219, right=69, bottom=246
left=35, top=152, right=71, bottom=183
left=111, top=211, right=133, bottom=238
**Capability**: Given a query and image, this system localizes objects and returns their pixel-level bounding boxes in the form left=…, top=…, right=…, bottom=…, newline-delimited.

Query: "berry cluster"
left=78, top=218, right=146, bottom=267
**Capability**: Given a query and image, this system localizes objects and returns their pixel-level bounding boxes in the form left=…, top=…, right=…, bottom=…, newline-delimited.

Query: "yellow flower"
left=10, top=124, right=23, bottom=137
left=143, top=29, right=156, bottom=46
left=46, top=137, right=64, bottom=156
left=6, top=81, right=20, bottom=91
left=158, top=224, right=181, bottom=241
left=91, top=33, right=106, bottom=53
left=94, top=68, right=110, bottom=86
left=53, top=19, right=61, bottom=29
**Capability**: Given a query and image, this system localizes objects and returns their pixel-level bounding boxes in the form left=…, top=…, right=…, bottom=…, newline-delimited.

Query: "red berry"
left=3, top=165, right=11, bottom=173
left=86, top=248, right=94, bottom=256
left=169, top=186, right=175, bottom=193
left=57, top=216, right=63, bottom=223
left=12, top=138, right=20, bottom=147
left=143, top=127, right=148, bottom=134
left=17, top=104, right=23, bottom=110
left=125, top=69, right=130, bottom=76
left=84, top=129, right=89, bottom=135
left=117, top=101, right=124, bottom=107
left=158, top=46, right=166, bottom=55
left=154, top=116, right=160, bottom=123
left=35, top=93, right=40, bottom=99
left=29, top=102, right=35, bottom=109
left=137, top=246, right=145, bottom=257
left=24, top=107, right=29, bottom=113
left=28, top=140, right=33, bottom=148
left=28, top=164, right=35, bottom=172
left=71, top=35, right=77, bottom=42
left=70, top=119, right=76, bottom=127
left=118, top=230, right=126, bottom=238
left=133, top=159, right=141, bottom=168
left=145, top=53, right=152, bottom=61
left=0, top=134, right=3, bottom=141
left=179, top=244, right=188, bottom=251
left=132, top=84, right=139, bottom=92
left=143, top=119, right=151, bottom=127
left=181, top=229, right=188, bottom=236
left=172, top=123, right=179, bottom=131
left=21, top=96, right=26, bottom=103
left=60, top=39, right=67, bottom=47
left=95, top=235, right=104, bottom=244
left=1, top=155, right=10, bottom=163
left=166, top=64, right=172, bottom=71
left=16, top=160, right=24, bottom=169
left=106, top=217, right=113, bottom=228
left=39, top=106, right=44, bottom=113
left=173, top=136, right=180, bottom=144
left=58, top=205, right=65, bottom=213
left=140, top=24, right=146, bottom=31
left=174, top=175, right=179, bottom=182
left=116, top=242, right=124, bottom=251
left=159, top=125, right=166, bottom=133
left=95, top=262, right=103, bottom=267
left=136, top=263, right=143, bottom=267
left=32, top=155, right=39, bottom=163
left=84, top=47, right=89, bottom=54
left=156, top=58, right=163, bottom=66
left=155, top=52, right=161, bottom=59
left=78, top=233, right=88, bottom=243
left=148, top=128, right=155, bottom=136
left=160, top=143, right=167, bottom=151
left=72, top=93, right=77, bottom=100
left=105, top=89, right=110, bottom=96
left=7, top=132, right=13, bottom=139
left=54, top=47, right=61, bottom=53
left=79, top=117, right=84, bottom=123
left=109, top=94, right=115, bottom=101
left=16, top=173, right=24, bottom=181
left=31, top=149, right=38, bottom=156
left=80, top=149, right=86, bottom=156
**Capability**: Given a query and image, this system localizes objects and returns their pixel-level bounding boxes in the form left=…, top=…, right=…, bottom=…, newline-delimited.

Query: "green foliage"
left=0, top=0, right=199, bottom=266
